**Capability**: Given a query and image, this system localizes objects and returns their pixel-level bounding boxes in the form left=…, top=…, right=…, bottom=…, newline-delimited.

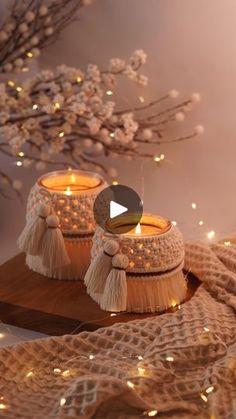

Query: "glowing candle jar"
left=91, top=214, right=187, bottom=313
left=25, top=170, right=107, bottom=280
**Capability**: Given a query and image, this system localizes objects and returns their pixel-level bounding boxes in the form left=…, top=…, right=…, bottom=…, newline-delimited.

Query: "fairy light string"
left=0, top=294, right=233, bottom=417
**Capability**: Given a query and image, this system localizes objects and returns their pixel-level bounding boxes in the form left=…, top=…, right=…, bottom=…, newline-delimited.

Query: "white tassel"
left=84, top=239, right=119, bottom=297
left=18, top=203, right=50, bottom=256
left=40, top=214, right=70, bottom=269
left=101, top=253, right=129, bottom=312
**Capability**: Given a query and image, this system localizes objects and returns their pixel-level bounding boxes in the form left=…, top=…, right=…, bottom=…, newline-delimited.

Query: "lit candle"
left=39, top=169, right=103, bottom=194
left=25, top=169, right=107, bottom=280
left=92, top=212, right=186, bottom=313
left=124, top=214, right=171, bottom=237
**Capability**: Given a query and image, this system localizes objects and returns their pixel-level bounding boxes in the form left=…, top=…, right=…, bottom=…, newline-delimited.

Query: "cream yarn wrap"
left=20, top=170, right=107, bottom=280
left=87, top=216, right=186, bottom=313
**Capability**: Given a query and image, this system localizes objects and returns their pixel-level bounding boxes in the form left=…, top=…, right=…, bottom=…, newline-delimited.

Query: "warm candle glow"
left=71, top=174, right=76, bottom=184
left=135, top=223, right=142, bottom=234
left=39, top=170, right=103, bottom=194
left=121, top=214, right=172, bottom=237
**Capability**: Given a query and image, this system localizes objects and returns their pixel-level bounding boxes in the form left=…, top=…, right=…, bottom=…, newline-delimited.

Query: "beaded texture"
left=27, top=180, right=107, bottom=235
left=0, top=240, right=236, bottom=417
left=92, top=223, right=185, bottom=274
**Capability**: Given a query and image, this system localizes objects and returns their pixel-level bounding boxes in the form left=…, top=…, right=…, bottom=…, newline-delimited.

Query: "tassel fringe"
left=40, top=215, right=70, bottom=269
left=126, top=271, right=187, bottom=313
left=101, top=254, right=129, bottom=312
left=84, top=239, right=119, bottom=300
left=18, top=203, right=50, bottom=256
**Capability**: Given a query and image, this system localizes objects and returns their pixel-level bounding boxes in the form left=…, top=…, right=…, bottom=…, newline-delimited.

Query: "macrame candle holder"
left=86, top=214, right=187, bottom=313
left=18, top=169, right=107, bottom=280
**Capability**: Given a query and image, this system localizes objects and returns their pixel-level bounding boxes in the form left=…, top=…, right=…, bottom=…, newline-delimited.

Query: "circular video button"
left=93, top=184, right=143, bottom=234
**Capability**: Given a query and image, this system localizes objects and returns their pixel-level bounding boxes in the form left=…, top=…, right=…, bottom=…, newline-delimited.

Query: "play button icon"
left=93, top=184, right=143, bottom=234
left=110, top=201, right=128, bottom=219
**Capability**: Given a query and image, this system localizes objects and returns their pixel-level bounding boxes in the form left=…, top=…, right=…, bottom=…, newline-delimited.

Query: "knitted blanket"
left=0, top=241, right=236, bottom=418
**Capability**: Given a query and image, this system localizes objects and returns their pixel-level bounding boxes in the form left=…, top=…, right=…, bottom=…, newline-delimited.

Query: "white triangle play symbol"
left=110, top=200, right=128, bottom=219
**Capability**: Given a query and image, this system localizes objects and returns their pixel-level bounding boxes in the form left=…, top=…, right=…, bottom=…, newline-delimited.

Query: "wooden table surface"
left=0, top=254, right=200, bottom=335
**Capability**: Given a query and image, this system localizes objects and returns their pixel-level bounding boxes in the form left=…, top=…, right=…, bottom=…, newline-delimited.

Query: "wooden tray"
left=0, top=254, right=200, bottom=335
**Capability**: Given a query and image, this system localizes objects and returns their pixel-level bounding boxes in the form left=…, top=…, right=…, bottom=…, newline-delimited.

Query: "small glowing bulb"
left=8, top=80, right=15, bottom=87
left=26, top=371, right=33, bottom=378
left=89, top=355, right=94, bottom=360
left=198, top=220, right=204, bottom=226
left=139, top=95, right=145, bottom=103
left=165, top=356, right=174, bottom=362
left=76, top=76, right=82, bottom=83
left=32, top=104, right=38, bottom=110
left=204, top=326, right=210, bottom=332
left=106, top=90, right=113, bottom=96
left=26, top=51, right=33, bottom=58
left=172, top=221, right=177, bottom=226
left=60, top=397, right=66, bottom=407
left=112, top=180, right=118, bottom=185
left=54, top=102, right=60, bottom=110
left=127, top=380, right=135, bottom=389
left=16, top=86, right=22, bottom=92
left=147, top=410, right=158, bottom=417
left=18, top=151, right=24, bottom=157
left=65, top=187, right=72, bottom=196
left=138, top=367, right=146, bottom=376
left=16, top=161, right=23, bottom=167
left=53, top=368, right=62, bottom=375
left=110, top=313, right=117, bottom=317
left=0, top=333, right=4, bottom=339
left=59, top=131, right=65, bottom=138
left=224, top=241, right=231, bottom=246
left=110, top=132, right=114, bottom=138
left=62, top=370, right=70, bottom=377
left=137, top=355, right=143, bottom=360
left=206, top=386, right=214, bottom=394
left=200, top=393, right=208, bottom=403
left=0, top=403, right=6, bottom=410
left=177, top=305, right=181, bottom=310
left=207, top=231, right=215, bottom=240
left=135, top=223, right=142, bottom=234
left=191, top=202, right=197, bottom=209
left=160, top=153, right=165, bottom=160
left=154, top=156, right=161, bottom=162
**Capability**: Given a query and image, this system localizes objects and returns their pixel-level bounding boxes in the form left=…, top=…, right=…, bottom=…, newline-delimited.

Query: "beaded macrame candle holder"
left=85, top=214, right=187, bottom=313
left=18, top=170, right=107, bottom=280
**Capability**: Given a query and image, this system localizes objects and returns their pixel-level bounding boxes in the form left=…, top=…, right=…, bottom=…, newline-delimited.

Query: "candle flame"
left=135, top=223, right=142, bottom=234
left=71, top=174, right=76, bottom=184
left=65, top=186, right=72, bottom=196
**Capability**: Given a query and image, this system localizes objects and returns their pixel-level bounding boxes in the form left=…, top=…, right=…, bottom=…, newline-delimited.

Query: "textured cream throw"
left=0, top=241, right=236, bottom=418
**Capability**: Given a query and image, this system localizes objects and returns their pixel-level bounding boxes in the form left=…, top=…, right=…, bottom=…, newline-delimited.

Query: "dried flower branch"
left=0, top=0, right=91, bottom=74
left=0, top=50, right=204, bottom=196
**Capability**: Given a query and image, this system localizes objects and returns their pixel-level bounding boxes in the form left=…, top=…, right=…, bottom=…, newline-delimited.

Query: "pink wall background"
left=1, top=0, right=236, bottom=263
